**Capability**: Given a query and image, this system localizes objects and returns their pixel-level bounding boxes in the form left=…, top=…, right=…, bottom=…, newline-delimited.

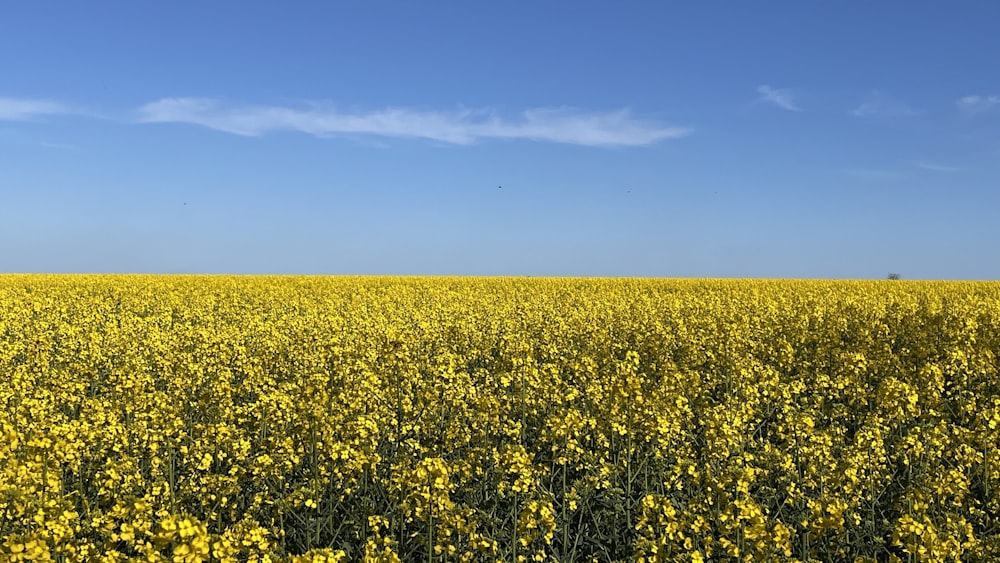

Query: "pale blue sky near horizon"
left=2, top=1, right=998, bottom=278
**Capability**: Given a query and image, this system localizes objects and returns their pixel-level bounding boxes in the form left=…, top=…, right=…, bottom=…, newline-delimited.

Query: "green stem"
left=562, top=456, right=568, bottom=558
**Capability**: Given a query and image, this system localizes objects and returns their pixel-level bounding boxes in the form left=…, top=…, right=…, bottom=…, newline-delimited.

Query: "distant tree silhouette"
left=887, top=273, right=901, bottom=280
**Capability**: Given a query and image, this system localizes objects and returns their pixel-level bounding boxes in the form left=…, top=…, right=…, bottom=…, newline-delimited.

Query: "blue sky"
left=2, top=1, right=998, bottom=278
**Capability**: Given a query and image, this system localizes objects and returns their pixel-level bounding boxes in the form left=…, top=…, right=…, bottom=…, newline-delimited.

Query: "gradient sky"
left=2, top=1, right=998, bottom=278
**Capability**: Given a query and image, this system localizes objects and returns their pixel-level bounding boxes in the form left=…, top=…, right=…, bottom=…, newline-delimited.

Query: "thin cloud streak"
left=851, top=91, right=917, bottom=117
left=956, top=95, right=1000, bottom=113
left=755, top=85, right=800, bottom=111
left=842, top=168, right=904, bottom=180
left=0, top=97, right=73, bottom=121
left=912, top=161, right=959, bottom=172
left=136, top=98, right=692, bottom=147
left=843, top=161, right=959, bottom=179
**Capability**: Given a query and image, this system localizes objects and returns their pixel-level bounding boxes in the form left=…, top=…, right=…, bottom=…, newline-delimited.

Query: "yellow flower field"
left=1, top=275, right=998, bottom=562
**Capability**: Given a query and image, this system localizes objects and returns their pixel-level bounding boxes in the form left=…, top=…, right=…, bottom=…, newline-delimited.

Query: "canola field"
left=2, top=275, right=999, bottom=562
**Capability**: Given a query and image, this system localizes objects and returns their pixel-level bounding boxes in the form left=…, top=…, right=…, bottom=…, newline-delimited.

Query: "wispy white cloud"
left=755, top=85, right=800, bottom=111
left=135, top=98, right=691, bottom=147
left=912, top=161, right=959, bottom=172
left=844, top=161, right=960, bottom=179
left=851, top=91, right=917, bottom=117
left=956, top=94, right=1000, bottom=113
left=0, top=97, right=73, bottom=121
left=842, top=168, right=904, bottom=180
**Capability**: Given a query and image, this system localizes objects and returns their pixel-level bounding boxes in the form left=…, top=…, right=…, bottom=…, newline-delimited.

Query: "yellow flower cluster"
left=2, top=275, right=999, bottom=561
